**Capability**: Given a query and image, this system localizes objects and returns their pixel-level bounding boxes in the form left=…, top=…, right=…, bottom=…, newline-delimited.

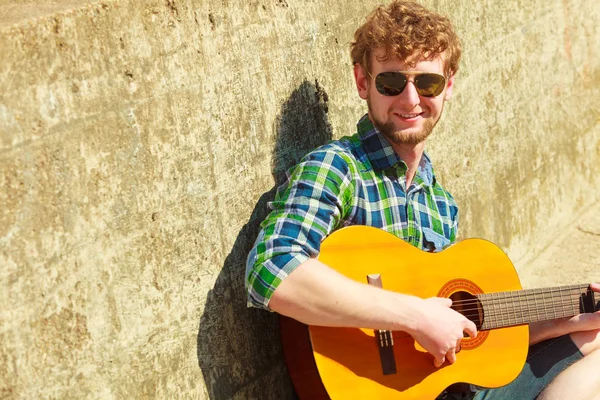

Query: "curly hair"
left=350, top=1, right=461, bottom=77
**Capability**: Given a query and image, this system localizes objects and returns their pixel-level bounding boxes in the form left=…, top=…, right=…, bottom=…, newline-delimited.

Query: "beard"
left=367, top=98, right=439, bottom=146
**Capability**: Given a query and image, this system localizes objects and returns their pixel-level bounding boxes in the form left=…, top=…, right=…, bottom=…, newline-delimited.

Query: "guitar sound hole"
left=449, top=291, right=483, bottom=330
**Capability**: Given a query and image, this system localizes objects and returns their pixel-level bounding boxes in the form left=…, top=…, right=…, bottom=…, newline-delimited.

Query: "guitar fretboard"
left=477, top=284, right=597, bottom=330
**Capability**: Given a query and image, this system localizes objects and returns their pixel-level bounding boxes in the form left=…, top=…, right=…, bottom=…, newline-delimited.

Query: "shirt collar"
left=417, top=152, right=436, bottom=187
left=356, top=114, right=437, bottom=186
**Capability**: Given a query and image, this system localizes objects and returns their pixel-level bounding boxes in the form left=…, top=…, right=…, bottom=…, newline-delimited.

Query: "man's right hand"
left=409, top=297, right=478, bottom=368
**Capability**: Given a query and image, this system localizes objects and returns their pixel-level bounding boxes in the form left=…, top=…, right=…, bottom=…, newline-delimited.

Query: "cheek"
left=423, top=98, right=443, bottom=115
left=371, top=93, right=395, bottom=111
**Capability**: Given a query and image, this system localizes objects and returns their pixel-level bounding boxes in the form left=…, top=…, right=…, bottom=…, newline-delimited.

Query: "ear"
left=354, top=63, right=370, bottom=100
left=444, top=73, right=455, bottom=101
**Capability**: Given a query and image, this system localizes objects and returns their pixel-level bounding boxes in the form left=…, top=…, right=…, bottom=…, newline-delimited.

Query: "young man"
left=245, top=1, right=600, bottom=399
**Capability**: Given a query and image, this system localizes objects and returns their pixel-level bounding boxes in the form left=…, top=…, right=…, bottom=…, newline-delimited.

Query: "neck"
left=392, top=142, right=425, bottom=189
left=475, top=284, right=598, bottom=330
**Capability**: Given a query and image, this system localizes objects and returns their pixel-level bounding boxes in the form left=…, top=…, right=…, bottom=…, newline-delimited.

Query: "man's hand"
left=410, top=297, right=477, bottom=368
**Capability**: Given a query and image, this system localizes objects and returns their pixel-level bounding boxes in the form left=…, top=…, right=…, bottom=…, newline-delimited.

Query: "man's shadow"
left=197, top=79, right=333, bottom=399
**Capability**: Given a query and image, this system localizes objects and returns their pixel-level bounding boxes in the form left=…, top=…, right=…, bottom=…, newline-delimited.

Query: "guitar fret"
left=524, top=289, right=533, bottom=324
left=521, top=294, right=527, bottom=324
left=556, top=288, right=563, bottom=318
left=479, top=284, right=594, bottom=331
left=541, top=288, right=548, bottom=321
left=490, top=293, right=499, bottom=329
left=531, top=289, right=544, bottom=321
left=556, top=288, right=562, bottom=318
left=548, top=289, right=555, bottom=319
left=509, top=292, right=517, bottom=327
left=535, top=288, right=542, bottom=322
left=494, top=292, right=501, bottom=329
left=517, top=290, right=527, bottom=325
left=572, top=287, right=580, bottom=315
left=520, top=289, right=529, bottom=325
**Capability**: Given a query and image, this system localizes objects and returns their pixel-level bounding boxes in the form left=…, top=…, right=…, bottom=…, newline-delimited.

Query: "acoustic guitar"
left=279, top=226, right=599, bottom=399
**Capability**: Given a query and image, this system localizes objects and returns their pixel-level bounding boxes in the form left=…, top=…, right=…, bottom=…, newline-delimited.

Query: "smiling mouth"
left=398, top=113, right=422, bottom=119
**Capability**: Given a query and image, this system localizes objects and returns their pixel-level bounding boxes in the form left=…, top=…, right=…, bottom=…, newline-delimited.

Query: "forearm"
left=268, top=258, right=423, bottom=332
left=529, top=320, right=562, bottom=345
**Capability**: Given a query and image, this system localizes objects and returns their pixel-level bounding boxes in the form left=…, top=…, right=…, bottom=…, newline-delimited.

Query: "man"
left=245, top=1, right=600, bottom=399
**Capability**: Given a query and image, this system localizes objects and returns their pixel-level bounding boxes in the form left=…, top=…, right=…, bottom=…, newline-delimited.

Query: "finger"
left=433, top=355, right=445, bottom=368
left=455, top=339, right=462, bottom=353
left=446, top=348, right=457, bottom=364
left=464, top=320, right=478, bottom=339
left=590, top=282, right=600, bottom=292
left=433, top=297, right=453, bottom=307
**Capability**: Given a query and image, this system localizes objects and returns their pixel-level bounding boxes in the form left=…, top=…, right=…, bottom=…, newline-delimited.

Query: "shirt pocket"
left=422, top=227, right=451, bottom=253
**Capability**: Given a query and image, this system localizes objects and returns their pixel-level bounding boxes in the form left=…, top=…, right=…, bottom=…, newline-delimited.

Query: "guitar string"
left=386, top=304, right=584, bottom=336
left=448, top=289, right=586, bottom=322
left=446, top=285, right=589, bottom=306
left=443, top=287, right=589, bottom=309
left=445, top=303, right=583, bottom=317
left=451, top=301, right=583, bottom=316
left=414, top=286, right=593, bottom=322
left=458, top=304, right=583, bottom=322
left=458, top=304, right=581, bottom=316
left=447, top=303, right=585, bottom=317
left=386, top=286, right=594, bottom=335
left=448, top=295, right=583, bottom=310
left=383, top=286, right=592, bottom=330
left=454, top=303, right=582, bottom=316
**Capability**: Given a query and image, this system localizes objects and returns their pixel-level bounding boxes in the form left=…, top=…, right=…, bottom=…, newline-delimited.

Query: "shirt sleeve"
left=245, top=149, right=354, bottom=310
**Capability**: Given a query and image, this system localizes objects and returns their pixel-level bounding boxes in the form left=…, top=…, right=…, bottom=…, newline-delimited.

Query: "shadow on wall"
left=197, top=79, right=333, bottom=399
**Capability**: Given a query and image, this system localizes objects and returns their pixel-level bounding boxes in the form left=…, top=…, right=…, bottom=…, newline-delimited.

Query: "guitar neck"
left=477, top=284, right=598, bottom=331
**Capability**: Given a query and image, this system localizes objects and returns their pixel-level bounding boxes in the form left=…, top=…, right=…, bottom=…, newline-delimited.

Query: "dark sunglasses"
left=368, top=71, right=447, bottom=97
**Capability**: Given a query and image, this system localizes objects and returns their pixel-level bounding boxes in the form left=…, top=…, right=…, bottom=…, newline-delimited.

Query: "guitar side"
left=281, top=226, right=529, bottom=400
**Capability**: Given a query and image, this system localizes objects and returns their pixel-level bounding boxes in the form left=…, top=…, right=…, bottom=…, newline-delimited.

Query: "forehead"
left=370, top=50, right=446, bottom=74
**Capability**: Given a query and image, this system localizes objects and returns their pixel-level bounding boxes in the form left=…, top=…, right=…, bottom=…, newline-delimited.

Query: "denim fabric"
left=473, top=335, right=582, bottom=400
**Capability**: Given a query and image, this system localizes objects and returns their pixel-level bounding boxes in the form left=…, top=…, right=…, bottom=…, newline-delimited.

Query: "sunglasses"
left=368, top=71, right=447, bottom=97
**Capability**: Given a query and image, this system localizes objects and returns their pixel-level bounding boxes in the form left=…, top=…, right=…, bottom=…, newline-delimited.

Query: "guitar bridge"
left=367, top=274, right=397, bottom=375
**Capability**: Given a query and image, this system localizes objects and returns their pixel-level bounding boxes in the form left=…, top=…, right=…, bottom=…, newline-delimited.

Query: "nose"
left=395, top=80, right=420, bottom=109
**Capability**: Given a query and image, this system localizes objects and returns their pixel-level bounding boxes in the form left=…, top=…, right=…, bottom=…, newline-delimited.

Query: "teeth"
left=401, top=114, right=418, bottom=118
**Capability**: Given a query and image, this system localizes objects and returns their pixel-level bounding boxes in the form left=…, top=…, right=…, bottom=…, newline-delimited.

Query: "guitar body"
left=281, top=226, right=529, bottom=400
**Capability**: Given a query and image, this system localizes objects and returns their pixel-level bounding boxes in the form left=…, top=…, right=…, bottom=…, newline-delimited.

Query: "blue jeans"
left=440, top=335, right=583, bottom=400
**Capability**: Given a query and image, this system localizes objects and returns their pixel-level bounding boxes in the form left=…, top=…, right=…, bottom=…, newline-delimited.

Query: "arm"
left=269, top=257, right=477, bottom=367
left=269, top=257, right=422, bottom=330
left=529, top=282, right=600, bottom=345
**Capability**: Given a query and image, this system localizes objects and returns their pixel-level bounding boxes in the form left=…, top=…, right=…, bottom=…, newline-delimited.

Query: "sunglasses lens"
left=375, top=72, right=407, bottom=96
left=414, top=74, right=446, bottom=97
left=374, top=72, right=446, bottom=97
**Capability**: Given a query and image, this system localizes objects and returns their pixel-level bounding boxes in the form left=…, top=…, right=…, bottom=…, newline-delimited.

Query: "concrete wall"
left=0, top=0, right=598, bottom=398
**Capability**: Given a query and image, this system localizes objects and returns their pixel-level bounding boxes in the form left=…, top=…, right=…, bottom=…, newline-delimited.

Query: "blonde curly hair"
left=350, top=1, right=461, bottom=77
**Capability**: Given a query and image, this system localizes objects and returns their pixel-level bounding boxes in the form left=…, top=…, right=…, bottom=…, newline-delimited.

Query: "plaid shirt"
left=246, top=114, right=459, bottom=310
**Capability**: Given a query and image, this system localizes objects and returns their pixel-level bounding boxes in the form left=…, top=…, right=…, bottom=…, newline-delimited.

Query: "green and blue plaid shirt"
left=246, top=114, right=459, bottom=310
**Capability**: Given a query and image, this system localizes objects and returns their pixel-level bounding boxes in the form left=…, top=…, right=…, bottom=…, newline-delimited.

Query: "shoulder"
left=297, top=134, right=365, bottom=174
left=431, top=180, right=458, bottom=205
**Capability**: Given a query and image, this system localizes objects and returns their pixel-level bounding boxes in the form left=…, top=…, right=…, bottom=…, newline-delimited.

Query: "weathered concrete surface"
left=0, top=0, right=598, bottom=398
left=519, top=202, right=600, bottom=288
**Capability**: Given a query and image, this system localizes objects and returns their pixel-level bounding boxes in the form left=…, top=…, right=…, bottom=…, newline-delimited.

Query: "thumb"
left=435, top=297, right=452, bottom=307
